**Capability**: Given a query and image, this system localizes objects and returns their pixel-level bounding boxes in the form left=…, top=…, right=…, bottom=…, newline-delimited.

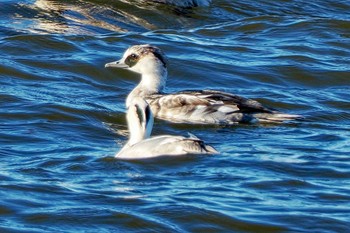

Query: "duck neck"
left=126, top=69, right=167, bottom=107
left=127, top=117, right=153, bottom=146
left=125, top=101, right=154, bottom=146
left=126, top=107, right=146, bottom=146
left=139, top=68, right=167, bottom=94
left=127, top=130, right=144, bottom=147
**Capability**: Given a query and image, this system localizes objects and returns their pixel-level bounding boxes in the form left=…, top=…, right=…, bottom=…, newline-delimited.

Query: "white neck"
left=126, top=67, right=167, bottom=107
left=125, top=99, right=154, bottom=146
left=126, top=120, right=145, bottom=147
left=140, top=71, right=166, bottom=93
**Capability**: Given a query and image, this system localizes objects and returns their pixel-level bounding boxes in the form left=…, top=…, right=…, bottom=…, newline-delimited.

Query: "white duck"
left=116, top=97, right=218, bottom=159
left=105, top=44, right=303, bottom=125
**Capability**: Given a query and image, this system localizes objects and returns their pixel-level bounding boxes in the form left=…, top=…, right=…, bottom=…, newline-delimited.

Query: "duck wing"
left=145, top=90, right=302, bottom=124
left=178, top=90, right=275, bottom=113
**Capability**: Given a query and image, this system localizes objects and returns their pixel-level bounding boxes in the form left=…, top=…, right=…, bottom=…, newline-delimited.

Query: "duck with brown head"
left=106, top=44, right=303, bottom=125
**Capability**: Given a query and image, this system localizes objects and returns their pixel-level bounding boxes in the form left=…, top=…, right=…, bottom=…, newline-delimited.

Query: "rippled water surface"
left=1, top=0, right=350, bottom=232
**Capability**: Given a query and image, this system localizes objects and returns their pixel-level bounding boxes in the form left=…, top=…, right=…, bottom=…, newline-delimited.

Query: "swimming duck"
left=116, top=97, right=218, bottom=159
left=105, top=44, right=302, bottom=125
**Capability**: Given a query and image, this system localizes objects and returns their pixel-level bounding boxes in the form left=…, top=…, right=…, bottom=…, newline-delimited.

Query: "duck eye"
left=125, top=53, right=139, bottom=67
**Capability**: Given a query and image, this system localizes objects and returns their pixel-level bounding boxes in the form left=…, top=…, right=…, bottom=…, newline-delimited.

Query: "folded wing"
left=145, top=90, right=301, bottom=124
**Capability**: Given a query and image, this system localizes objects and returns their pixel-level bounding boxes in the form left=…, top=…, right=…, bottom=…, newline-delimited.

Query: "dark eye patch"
left=125, top=53, right=139, bottom=67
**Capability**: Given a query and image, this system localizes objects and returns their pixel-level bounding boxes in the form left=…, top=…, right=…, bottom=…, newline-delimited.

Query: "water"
left=1, top=0, right=350, bottom=232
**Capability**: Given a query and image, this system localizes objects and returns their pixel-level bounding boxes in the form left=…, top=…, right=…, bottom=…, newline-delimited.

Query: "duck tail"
left=202, top=144, right=219, bottom=154
left=254, top=112, right=304, bottom=123
left=186, top=133, right=219, bottom=154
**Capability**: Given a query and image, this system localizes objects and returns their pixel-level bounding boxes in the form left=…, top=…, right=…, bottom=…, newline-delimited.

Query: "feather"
left=116, top=98, right=218, bottom=159
left=105, top=45, right=303, bottom=125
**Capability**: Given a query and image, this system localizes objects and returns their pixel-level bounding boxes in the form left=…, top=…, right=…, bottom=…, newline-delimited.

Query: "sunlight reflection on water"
left=1, top=0, right=350, bottom=232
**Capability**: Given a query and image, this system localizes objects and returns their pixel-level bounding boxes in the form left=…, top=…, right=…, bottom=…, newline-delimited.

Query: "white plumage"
left=116, top=97, right=218, bottom=159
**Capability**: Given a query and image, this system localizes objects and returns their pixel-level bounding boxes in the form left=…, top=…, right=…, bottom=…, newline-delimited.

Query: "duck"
left=115, top=97, right=218, bottom=159
left=105, top=44, right=303, bottom=125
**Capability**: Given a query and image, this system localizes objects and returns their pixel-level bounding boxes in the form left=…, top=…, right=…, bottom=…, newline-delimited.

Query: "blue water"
left=1, top=0, right=350, bottom=232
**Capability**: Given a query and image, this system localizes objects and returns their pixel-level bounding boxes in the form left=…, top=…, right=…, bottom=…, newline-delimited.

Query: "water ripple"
left=1, top=0, right=350, bottom=232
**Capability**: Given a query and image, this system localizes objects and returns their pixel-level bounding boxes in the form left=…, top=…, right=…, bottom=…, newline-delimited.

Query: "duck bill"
left=105, top=60, right=129, bottom=69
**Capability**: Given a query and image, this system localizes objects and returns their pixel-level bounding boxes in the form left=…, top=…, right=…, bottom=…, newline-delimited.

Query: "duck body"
left=116, top=134, right=217, bottom=160
left=106, top=44, right=303, bottom=125
left=115, top=97, right=217, bottom=160
left=144, top=89, right=300, bottom=124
